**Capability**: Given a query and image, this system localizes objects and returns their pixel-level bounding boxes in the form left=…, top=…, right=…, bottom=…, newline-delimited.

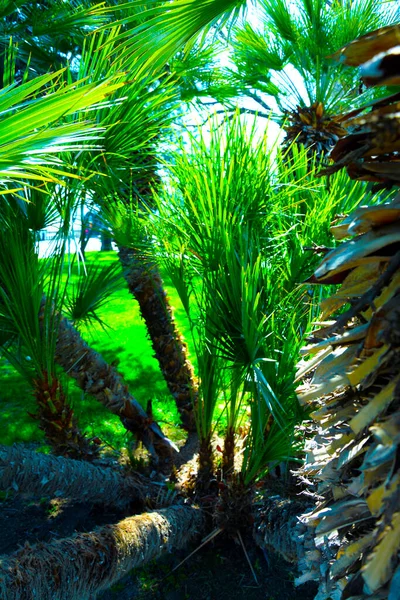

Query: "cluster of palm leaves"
left=296, top=23, right=400, bottom=599
left=145, top=113, right=372, bottom=487
left=194, top=0, right=398, bottom=158
left=0, top=0, right=189, bottom=460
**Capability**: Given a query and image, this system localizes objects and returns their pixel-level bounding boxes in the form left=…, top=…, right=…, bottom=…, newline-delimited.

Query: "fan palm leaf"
left=221, top=0, right=397, bottom=158
left=106, top=0, right=247, bottom=72
left=0, top=69, right=122, bottom=189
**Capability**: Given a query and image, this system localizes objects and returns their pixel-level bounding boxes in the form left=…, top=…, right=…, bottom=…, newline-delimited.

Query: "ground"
left=0, top=486, right=317, bottom=600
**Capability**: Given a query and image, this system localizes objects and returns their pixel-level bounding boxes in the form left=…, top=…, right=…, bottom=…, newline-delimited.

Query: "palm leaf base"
left=32, top=373, right=99, bottom=460
left=283, top=102, right=347, bottom=160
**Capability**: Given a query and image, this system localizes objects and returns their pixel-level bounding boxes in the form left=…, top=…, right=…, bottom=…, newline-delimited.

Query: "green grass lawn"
left=0, top=251, right=193, bottom=450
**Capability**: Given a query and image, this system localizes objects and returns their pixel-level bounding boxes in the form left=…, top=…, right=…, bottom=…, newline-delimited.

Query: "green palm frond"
left=0, top=0, right=110, bottom=76
left=106, top=0, right=247, bottom=72
left=65, top=260, right=124, bottom=328
left=16, top=184, right=60, bottom=232
left=71, top=27, right=178, bottom=182
left=226, top=0, right=396, bottom=117
left=0, top=70, right=123, bottom=190
left=241, top=420, right=299, bottom=484
left=169, top=35, right=239, bottom=103
left=0, top=202, right=65, bottom=379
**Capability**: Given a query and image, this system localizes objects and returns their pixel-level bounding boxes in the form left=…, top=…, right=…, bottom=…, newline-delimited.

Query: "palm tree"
left=0, top=1, right=200, bottom=433
left=3, top=2, right=400, bottom=597
left=113, top=0, right=396, bottom=160
left=0, top=59, right=126, bottom=458
left=296, top=22, right=400, bottom=598
left=225, top=0, right=395, bottom=157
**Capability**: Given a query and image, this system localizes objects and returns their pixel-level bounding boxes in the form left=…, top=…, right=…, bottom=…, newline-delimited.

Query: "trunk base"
left=32, top=374, right=99, bottom=460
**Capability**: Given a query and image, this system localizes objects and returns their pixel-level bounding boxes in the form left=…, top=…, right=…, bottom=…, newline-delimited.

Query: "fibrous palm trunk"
left=0, top=505, right=204, bottom=600
left=54, top=310, right=175, bottom=463
left=0, top=445, right=142, bottom=509
left=222, top=426, right=235, bottom=479
left=197, top=433, right=215, bottom=485
left=118, top=246, right=198, bottom=431
left=32, top=372, right=98, bottom=460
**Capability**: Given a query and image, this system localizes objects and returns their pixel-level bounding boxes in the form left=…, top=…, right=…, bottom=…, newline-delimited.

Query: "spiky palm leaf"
left=0, top=0, right=109, bottom=78
left=0, top=202, right=98, bottom=458
left=296, top=22, right=400, bottom=598
left=151, top=113, right=364, bottom=483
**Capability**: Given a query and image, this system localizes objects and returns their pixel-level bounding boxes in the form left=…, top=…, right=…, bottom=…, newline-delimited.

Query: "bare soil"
left=0, top=491, right=317, bottom=600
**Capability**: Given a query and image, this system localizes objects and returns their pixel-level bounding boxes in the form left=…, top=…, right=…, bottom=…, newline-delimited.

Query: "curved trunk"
left=118, top=246, right=198, bottom=432
left=54, top=311, right=176, bottom=463
left=0, top=505, right=204, bottom=600
left=0, top=445, right=143, bottom=508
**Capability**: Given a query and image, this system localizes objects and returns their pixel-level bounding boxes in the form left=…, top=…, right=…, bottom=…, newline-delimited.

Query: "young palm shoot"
left=152, top=114, right=304, bottom=491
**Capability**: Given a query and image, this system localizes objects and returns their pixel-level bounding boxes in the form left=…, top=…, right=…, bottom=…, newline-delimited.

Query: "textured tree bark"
left=253, top=495, right=311, bottom=563
left=253, top=494, right=323, bottom=588
left=118, top=247, right=198, bottom=432
left=197, top=434, right=214, bottom=485
left=0, top=505, right=204, bottom=600
left=32, top=372, right=98, bottom=460
left=222, top=426, right=235, bottom=479
left=0, top=445, right=143, bottom=508
left=54, top=311, right=176, bottom=463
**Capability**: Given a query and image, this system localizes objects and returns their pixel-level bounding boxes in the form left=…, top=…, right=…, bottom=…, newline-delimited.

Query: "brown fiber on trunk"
left=0, top=505, right=204, bottom=600
left=0, top=445, right=143, bottom=508
left=118, top=247, right=198, bottom=432
left=32, top=373, right=99, bottom=460
left=54, top=312, right=175, bottom=463
left=197, top=434, right=215, bottom=485
left=222, top=426, right=235, bottom=480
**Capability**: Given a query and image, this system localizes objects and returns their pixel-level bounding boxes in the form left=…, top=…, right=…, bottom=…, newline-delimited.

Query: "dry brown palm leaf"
left=321, top=28, right=400, bottom=185
left=361, top=46, right=400, bottom=87
left=295, top=22, right=400, bottom=599
left=331, top=204, right=400, bottom=240
left=314, top=223, right=400, bottom=280
left=330, top=24, right=400, bottom=66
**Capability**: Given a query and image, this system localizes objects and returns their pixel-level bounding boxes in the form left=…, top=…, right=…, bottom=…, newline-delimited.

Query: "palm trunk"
left=222, top=426, right=235, bottom=479
left=0, top=445, right=142, bottom=508
left=54, top=311, right=176, bottom=463
left=0, top=505, right=204, bottom=600
left=253, top=495, right=311, bottom=563
left=118, top=246, right=198, bottom=431
left=32, top=372, right=98, bottom=460
left=197, top=434, right=214, bottom=485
